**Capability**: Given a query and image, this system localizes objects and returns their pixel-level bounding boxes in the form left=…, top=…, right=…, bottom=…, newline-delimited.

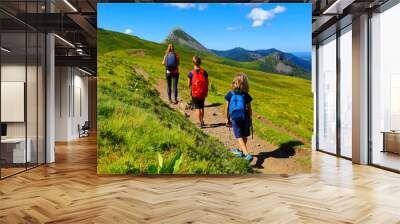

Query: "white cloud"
left=252, top=20, right=264, bottom=27
left=165, top=3, right=196, bottom=9
left=239, top=3, right=263, bottom=7
left=165, top=3, right=207, bottom=11
left=272, top=5, right=287, bottom=13
left=247, top=6, right=287, bottom=28
left=220, top=3, right=262, bottom=7
left=226, top=26, right=242, bottom=31
left=124, top=28, right=133, bottom=34
left=247, top=8, right=274, bottom=27
left=198, top=4, right=208, bottom=11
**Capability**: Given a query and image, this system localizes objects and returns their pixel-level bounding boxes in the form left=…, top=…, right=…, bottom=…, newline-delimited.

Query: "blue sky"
left=98, top=3, right=311, bottom=53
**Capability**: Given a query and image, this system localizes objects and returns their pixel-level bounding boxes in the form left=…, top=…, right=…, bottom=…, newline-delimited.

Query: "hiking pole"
left=228, top=112, right=233, bottom=141
left=228, top=121, right=232, bottom=141
left=251, top=119, right=254, bottom=139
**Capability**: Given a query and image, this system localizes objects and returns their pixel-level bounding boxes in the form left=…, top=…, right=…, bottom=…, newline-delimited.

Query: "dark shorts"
left=232, top=119, right=251, bottom=139
left=165, top=72, right=179, bottom=77
left=192, top=97, right=205, bottom=109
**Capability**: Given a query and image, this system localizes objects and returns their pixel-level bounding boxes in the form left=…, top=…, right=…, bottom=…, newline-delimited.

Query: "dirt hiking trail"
left=135, top=67, right=310, bottom=173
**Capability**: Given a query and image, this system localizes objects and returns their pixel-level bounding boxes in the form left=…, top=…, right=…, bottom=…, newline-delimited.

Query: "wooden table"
left=381, top=131, right=400, bottom=154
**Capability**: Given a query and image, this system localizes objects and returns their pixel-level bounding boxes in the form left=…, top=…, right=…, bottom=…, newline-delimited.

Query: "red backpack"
left=191, top=68, right=208, bottom=99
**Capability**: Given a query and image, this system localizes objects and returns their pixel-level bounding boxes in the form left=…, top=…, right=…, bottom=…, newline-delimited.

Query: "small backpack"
left=165, top=53, right=178, bottom=70
left=229, top=91, right=246, bottom=122
left=191, top=68, right=208, bottom=99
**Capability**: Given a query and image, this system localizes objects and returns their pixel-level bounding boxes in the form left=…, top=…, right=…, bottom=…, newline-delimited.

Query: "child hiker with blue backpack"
left=225, top=73, right=253, bottom=161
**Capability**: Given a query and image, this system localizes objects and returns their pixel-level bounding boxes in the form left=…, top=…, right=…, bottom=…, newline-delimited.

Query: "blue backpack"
left=229, top=91, right=246, bottom=122
left=166, top=53, right=178, bottom=70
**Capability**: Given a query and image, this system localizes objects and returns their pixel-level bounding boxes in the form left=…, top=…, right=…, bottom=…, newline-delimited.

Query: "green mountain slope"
left=97, top=51, right=252, bottom=174
left=98, top=29, right=313, bottom=145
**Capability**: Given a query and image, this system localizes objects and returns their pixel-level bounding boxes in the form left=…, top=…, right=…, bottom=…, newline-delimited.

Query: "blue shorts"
left=232, top=119, right=250, bottom=139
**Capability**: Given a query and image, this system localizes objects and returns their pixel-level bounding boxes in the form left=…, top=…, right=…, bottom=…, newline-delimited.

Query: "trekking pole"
left=227, top=118, right=231, bottom=141
left=251, top=119, right=254, bottom=139
left=227, top=114, right=232, bottom=141
left=226, top=113, right=232, bottom=141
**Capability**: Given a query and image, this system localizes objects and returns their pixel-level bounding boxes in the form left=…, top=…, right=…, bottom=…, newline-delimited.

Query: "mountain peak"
left=231, top=47, right=249, bottom=52
left=171, top=27, right=183, bottom=32
left=266, top=52, right=284, bottom=61
left=164, top=28, right=211, bottom=53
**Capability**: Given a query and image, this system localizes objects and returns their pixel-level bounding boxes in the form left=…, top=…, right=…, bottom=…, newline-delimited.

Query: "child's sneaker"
left=244, top=154, right=253, bottom=161
left=230, top=148, right=243, bottom=157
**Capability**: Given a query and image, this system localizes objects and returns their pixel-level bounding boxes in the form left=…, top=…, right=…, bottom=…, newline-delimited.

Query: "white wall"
left=55, top=67, right=89, bottom=141
left=72, top=73, right=89, bottom=137
left=1, top=65, right=26, bottom=141
left=1, top=64, right=25, bottom=81
left=1, top=65, right=29, bottom=139
left=55, top=66, right=70, bottom=141
left=1, top=63, right=46, bottom=164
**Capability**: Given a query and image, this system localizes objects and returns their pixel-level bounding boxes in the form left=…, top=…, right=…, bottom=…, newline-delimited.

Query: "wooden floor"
left=1, top=136, right=400, bottom=223
left=372, top=151, right=400, bottom=171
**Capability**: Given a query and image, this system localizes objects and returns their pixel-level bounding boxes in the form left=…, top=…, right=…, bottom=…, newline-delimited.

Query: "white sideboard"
left=1, top=138, right=32, bottom=163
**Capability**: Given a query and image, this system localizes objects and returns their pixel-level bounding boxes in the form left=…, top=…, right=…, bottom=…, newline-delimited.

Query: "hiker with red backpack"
left=225, top=73, right=254, bottom=161
left=188, top=55, right=209, bottom=128
left=162, top=44, right=180, bottom=104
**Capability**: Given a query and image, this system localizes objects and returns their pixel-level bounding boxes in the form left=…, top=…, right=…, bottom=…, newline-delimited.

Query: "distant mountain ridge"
left=161, top=27, right=311, bottom=79
left=211, top=47, right=311, bottom=79
left=211, top=48, right=311, bottom=71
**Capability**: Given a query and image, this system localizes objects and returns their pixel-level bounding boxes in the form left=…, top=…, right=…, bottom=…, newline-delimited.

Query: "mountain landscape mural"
left=97, top=3, right=312, bottom=175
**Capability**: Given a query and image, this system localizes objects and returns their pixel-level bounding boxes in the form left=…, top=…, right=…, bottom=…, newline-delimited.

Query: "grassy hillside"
left=97, top=53, right=252, bottom=174
left=98, top=29, right=313, bottom=147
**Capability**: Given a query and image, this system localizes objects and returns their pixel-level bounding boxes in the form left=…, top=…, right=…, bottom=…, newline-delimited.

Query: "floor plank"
left=0, top=135, right=399, bottom=223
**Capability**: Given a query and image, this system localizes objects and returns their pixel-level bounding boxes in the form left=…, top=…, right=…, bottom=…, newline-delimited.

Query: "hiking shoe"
left=173, top=100, right=178, bottom=104
left=200, top=122, right=205, bottom=128
left=168, top=99, right=173, bottom=104
left=244, top=154, right=253, bottom=161
left=230, top=148, right=243, bottom=157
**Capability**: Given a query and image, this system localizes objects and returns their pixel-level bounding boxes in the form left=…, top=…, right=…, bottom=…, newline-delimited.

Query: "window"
left=0, top=2, right=46, bottom=179
left=339, top=26, right=352, bottom=158
left=370, top=3, right=400, bottom=171
left=317, top=35, right=337, bottom=154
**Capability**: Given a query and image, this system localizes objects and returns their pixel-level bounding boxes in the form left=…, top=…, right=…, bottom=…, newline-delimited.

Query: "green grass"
left=98, top=29, right=313, bottom=147
left=97, top=54, right=253, bottom=174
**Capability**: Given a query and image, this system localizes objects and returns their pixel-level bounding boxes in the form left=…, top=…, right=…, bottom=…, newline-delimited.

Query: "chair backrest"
left=82, top=121, right=90, bottom=129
